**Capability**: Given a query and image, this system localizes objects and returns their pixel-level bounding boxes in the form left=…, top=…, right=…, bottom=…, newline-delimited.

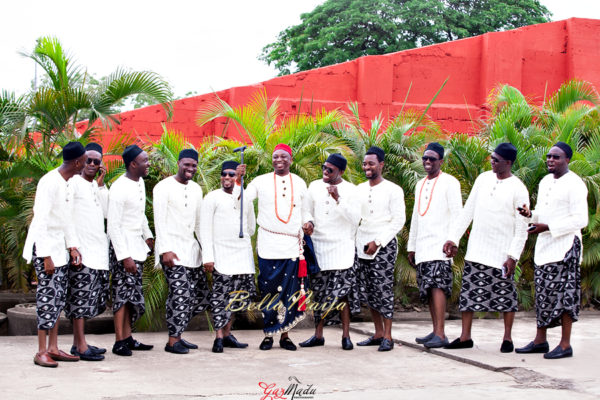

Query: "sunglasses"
left=546, top=154, right=562, bottom=160
left=221, top=171, right=236, bottom=177
left=86, top=158, right=101, bottom=166
left=490, top=156, right=505, bottom=163
left=321, top=164, right=334, bottom=174
left=422, top=156, right=439, bottom=162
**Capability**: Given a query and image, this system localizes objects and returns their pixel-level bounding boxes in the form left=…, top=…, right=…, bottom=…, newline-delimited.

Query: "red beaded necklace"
left=274, top=172, right=294, bottom=224
left=418, top=172, right=441, bottom=216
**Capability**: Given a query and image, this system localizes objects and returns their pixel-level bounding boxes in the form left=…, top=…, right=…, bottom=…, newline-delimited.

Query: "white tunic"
left=530, top=171, right=588, bottom=265
left=303, top=179, right=360, bottom=270
left=245, top=172, right=308, bottom=260
left=407, top=172, right=463, bottom=265
left=355, top=179, right=406, bottom=260
left=200, top=188, right=255, bottom=275
left=70, top=175, right=109, bottom=270
left=153, top=176, right=203, bottom=268
left=107, top=174, right=153, bottom=262
left=449, top=171, right=529, bottom=269
left=23, top=168, right=79, bottom=266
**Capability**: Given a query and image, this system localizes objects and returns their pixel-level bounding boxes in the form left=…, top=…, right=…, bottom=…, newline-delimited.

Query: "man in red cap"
left=242, top=143, right=309, bottom=351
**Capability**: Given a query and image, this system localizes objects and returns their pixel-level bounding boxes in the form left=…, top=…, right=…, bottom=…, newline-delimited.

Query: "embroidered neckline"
left=418, top=172, right=441, bottom=216
left=274, top=173, right=294, bottom=224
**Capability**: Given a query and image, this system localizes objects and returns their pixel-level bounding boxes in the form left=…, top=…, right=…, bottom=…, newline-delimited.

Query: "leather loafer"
left=34, top=352, right=58, bottom=368
left=515, top=341, right=550, bottom=354
left=48, top=349, right=79, bottom=362
left=259, top=337, right=274, bottom=351
left=357, top=336, right=383, bottom=346
left=212, top=338, right=224, bottom=353
left=424, top=335, right=449, bottom=349
left=377, top=338, right=394, bottom=352
left=500, top=340, right=514, bottom=353
left=125, top=336, right=154, bottom=351
left=416, top=332, right=435, bottom=344
left=112, top=341, right=132, bottom=356
left=73, top=348, right=104, bottom=361
left=341, top=337, right=353, bottom=350
left=165, top=341, right=189, bottom=354
left=179, top=338, right=198, bottom=349
left=223, top=334, right=248, bottom=348
left=279, top=337, right=297, bottom=351
left=71, top=344, right=106, bottom=356
left=544, top=345, right=573, bottom=359
left=299, top=335, right=325, bottom=348
left=444, top=338, right=474, bottom=349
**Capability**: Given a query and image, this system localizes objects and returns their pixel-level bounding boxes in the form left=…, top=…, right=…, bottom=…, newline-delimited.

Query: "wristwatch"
left=374, top=239, right=382, bottom=247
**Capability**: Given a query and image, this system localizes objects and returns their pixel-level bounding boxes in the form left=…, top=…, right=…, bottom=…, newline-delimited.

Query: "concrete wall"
left=78, top=18, right=600, bottom=146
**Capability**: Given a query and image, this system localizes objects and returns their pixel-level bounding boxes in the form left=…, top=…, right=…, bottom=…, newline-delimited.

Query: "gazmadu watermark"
left=258, top=376, right=317, bottom=400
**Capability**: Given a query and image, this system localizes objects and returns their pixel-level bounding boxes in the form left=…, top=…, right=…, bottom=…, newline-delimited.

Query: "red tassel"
left=298, top=293, right=307, bottom=311
left=298, top=258, right=307, bottom=278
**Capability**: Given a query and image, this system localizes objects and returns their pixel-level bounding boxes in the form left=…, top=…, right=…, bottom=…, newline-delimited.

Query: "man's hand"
left=123, top=257, right=137, bottom=274
left=517, top=204, right=531, bottom=218
left=443, top=240, right=458, bottom=258
left=364, top=241, right=379, bottom=255
left=503, top=257, right=517, bottom=278
left=204, top=262, right=214, bottom=273
left=69, top=248, right=82, bottom=268
left=527, top=223, right=549, bottom=235
left=327, top=185, right=340, bottom=201
left=161, top=251, right=180, bottom=268
left=96, top=163, right=107, bottom=187
left=43, top=256, right=55, bottom=275
left=145, top=238, right=155, bottom=251
left=302, top=221, right=314, bottom=236
left=236, top=164, right=246, bottom=185
left=407, top=251, right=416, bottom=268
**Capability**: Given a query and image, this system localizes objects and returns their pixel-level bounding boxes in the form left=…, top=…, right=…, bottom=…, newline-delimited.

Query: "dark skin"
left=362, top=154, right=384, bottom=255
left=82, top=150, right=106, bottom=186
left=161, top=157, right=198, bottom=269
left=272, top=149, right=292, bottom=176
left=301, top=161, right=343, bottom=235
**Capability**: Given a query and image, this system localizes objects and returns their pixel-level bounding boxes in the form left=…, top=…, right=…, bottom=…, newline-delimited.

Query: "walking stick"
left=233, top=146, right=247, bottom=238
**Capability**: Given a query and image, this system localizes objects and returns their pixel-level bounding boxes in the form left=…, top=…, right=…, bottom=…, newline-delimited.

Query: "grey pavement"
left=0, top=313, right=598, bottom=399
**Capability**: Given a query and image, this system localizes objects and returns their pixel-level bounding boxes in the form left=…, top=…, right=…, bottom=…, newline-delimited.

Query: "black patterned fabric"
left=109, top=243, right=145, bottom=325
left=416, top=260, right=453, bottom=303
left=309, top=267, right=359, bottom=326
left=33, top=246, right=68, bottom=330
left=534, top=236, right=581, bottom=329
left=354, top=238, right=398, bottom=319
left=210, top=270, right=256, bottom=330
left=163, top=264, right=210, bottom=337
left=64, top=264, right=109, bottom=319
left=459, top=261, right=517, bottom=312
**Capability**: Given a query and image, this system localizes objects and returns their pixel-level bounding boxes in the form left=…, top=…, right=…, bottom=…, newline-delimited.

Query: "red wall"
left=79, top=18, right=600, bottom=146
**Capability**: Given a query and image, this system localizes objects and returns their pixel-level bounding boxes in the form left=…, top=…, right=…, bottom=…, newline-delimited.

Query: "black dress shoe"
left=112, top=341, right=132, bottom=356
left=73, top=348, right=105, bottom=361
left=71, top=344, right=106, bottom=356
left=212, top=338, right=224, bottom=353
left=279, top=337, right=297, bottom=351
left=544, top=345, right=573, bottom=359
left=415, top=332, right=435, bottom=344
left=259, top=337, right=274, bottom=351
left=299, top=335, right=325, bottom=348
left=165, top=341, right=189, bottom=354
left=377, top=338, right=394, bottom=352
left=515, top=341, right=550, bottom=354
left=179, top=338, right=198, bottom=349
left=357, top=336, right=383, bottom=346
left=500, top=340, right=514, bottom=353
left=125, top=336, right=154, bottom=351
left=223, top=334, right=248, bottom=348
left=443, top=338, right=474, bottom=349
left=341, top=337, right=353, bottom=350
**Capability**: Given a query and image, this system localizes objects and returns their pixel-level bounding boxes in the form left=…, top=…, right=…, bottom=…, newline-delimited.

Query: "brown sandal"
left=34, top=352, right=58, bottom=368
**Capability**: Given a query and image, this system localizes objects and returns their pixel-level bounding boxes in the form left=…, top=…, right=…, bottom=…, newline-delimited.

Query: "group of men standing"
left=24, top=138, right=588, bottom=367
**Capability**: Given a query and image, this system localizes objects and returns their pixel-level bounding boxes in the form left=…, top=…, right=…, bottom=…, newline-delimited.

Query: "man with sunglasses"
left=515, top=142, right=588, bottom=359
left=201, top=160, right=256, bottom=353
left=408, top=143, right=462, bottom=348
left=299, top=153, right=361, bottom=350
left=64, top=143, right=110, bottom=361
left=153, top=149, right=208, bottom=355
left=443, top=142, right=529, bottom=353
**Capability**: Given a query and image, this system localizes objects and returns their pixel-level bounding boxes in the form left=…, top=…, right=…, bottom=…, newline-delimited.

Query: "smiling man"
left=107, top=144, right=155, bottom=356
left=299, top=153, right=361, bottom=350
left=408, top=143, right=462, bottom=348
left=515, top=142, right=588, bottom=359
left=153, top=149, right=208, bottom=355
left=354, top=146, right=405, bottom=352
left=443, top=142, right=529, bottom=353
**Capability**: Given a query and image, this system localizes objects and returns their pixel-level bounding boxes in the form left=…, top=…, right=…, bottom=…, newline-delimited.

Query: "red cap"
left=273, top=143, right=292, bottom=156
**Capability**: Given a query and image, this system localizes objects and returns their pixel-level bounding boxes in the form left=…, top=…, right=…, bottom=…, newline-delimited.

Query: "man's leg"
left=38, top=329, right=48, bottom=353
left=370, top=308, right=384, bottom=339
left=559, top=312, right=573, bottom=349
left=113, top=306, right=126, bottom=341
left=340, top=299, right=350, bottom=338
left=72, top=318, right=88, bottom=352
left=431, top=288, right=446, bottom=338
left=47, top=323, right=60, bottom=353
left=459, top=311, right=473, bottom=341
left=503, top=311, right=515, bottom=342
left=122, top=304, right=132, bottom=339
left=383, top=317, right=393, bottom=340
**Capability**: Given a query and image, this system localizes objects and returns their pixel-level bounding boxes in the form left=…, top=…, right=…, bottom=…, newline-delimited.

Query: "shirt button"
left=326, top=201, right=329, bottom=204
left=283, top=187, right=287, bottom=190
left=282, top=194, right=286, bottom=197
left=370, top=210, right=373, bottom=213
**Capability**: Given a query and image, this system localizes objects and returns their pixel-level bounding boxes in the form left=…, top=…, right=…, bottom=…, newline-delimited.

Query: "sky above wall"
left=1, top=0, right=598, bottom=102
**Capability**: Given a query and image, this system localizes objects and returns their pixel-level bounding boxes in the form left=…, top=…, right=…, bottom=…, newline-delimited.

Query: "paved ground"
left=0, top=314, right=598, bottom=399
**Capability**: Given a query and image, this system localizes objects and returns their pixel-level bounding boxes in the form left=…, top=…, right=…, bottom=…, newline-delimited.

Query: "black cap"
left=325, top=153, right=347, bottom=171
left=222, top=160, right=239, bottom=172
left=122, top=144, right=143, bottom=165
left=425, top=142, right=444, bottom=159
left=366, top=146, right=385, bottom=162
left=178, top=148, right=198, bottom=161
left=63, top=141, right=85, bottom=161
left=493, top=142, right=517, bottom=162
left=553, top=141, right=573, bottom=159
left=85, top=143, right=103, bottom=155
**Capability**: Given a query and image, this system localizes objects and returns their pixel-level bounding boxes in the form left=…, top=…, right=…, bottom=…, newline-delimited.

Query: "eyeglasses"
left=221, top=171, right=236, bottom=177
left=546, top=154, right=562, bottom=160
left=321, top=164, right=334, bottom=174
left=421, top=156, right=439, bottom=162
left=86, top=158, right=101, bottom=166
